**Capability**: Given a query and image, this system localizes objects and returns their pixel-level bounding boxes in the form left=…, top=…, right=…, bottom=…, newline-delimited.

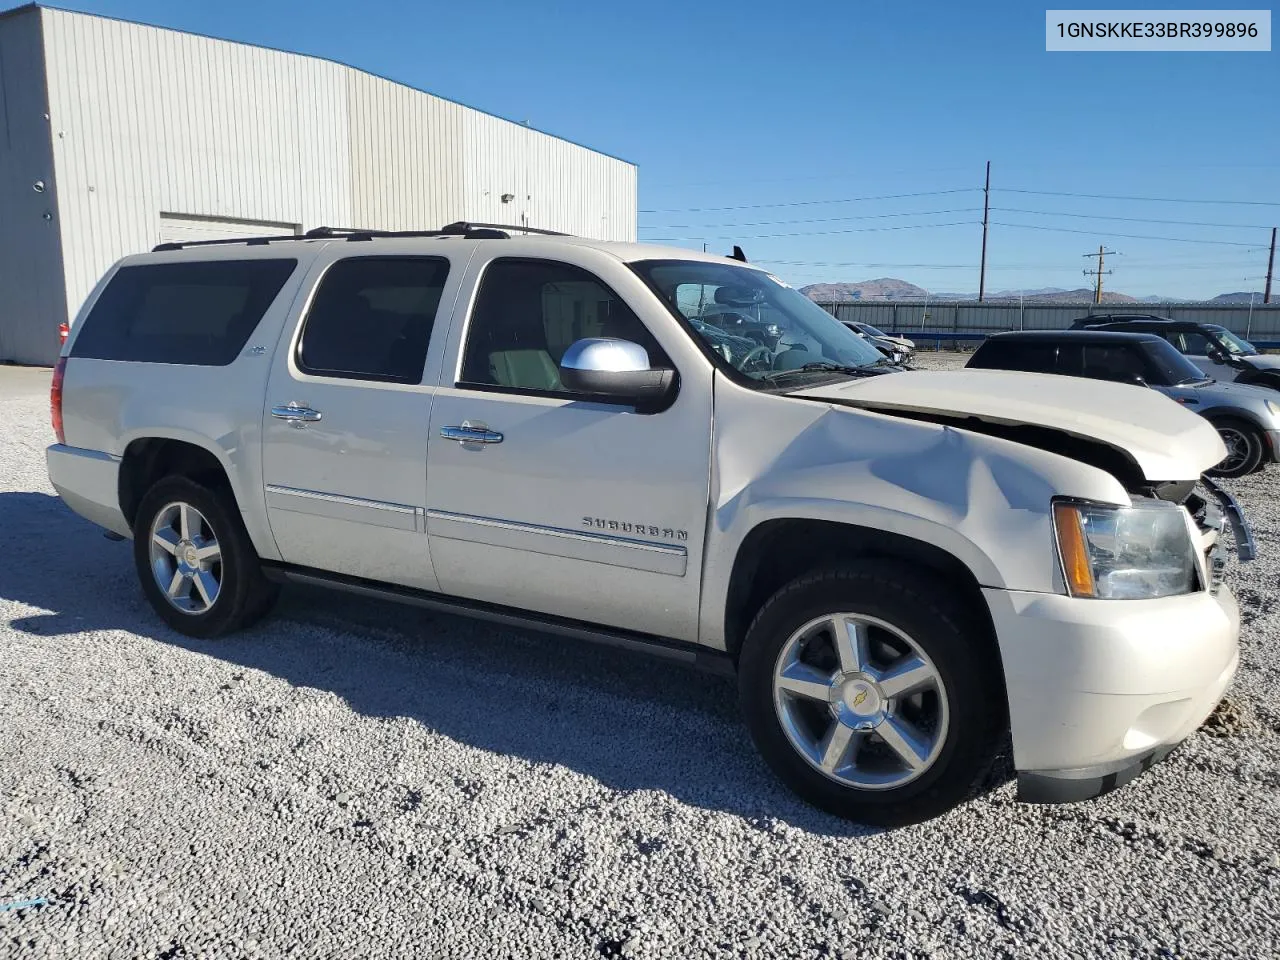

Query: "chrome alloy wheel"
left=772, top=613, right=949, bottom=790
left=148, top=501, right=222, bottom=615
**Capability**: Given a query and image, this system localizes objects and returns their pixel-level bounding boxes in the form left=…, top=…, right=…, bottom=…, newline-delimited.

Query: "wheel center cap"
left=831, top=675, right=884, bottom=727
left=178, top=540, right=199, bottom=567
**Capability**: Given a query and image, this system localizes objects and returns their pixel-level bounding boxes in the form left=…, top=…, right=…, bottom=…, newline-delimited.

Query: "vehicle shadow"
left=0, top=491, right=877, bottom=839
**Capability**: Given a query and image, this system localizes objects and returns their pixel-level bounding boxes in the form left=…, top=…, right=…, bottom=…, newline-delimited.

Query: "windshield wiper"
left=758, top=361, right=882, bottom=382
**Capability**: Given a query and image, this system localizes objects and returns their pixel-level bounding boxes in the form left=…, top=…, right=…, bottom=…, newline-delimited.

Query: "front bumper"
left=985, top=584, right=1239, bottom=802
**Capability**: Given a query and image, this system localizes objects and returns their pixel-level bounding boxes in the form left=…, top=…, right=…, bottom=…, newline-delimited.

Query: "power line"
left=990, top=222, right=1259, bottom=247
left=992, top=207, right=1274, bottom=231
left=995, top=188, right=1280, bottom=207
left=644, top=220, right=979, bottom=243
left=637, top=204, right=1267, bottom=238
left=644, top=164, right=981, bottom=189
left=638, top=187, right=978, bottom=215
left=638, top=207, right=984, bottom=230
left=756, top=258, right=1260, bottom=270
left=757, top=260, right=980, bottom=269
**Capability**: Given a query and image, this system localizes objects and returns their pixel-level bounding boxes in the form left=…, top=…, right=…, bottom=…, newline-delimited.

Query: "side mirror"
left=559, top=338, right=676, bottom=410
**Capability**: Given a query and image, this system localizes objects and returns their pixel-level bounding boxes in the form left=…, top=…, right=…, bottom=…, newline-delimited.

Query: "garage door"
left=157, top=214, right=299, bottom=246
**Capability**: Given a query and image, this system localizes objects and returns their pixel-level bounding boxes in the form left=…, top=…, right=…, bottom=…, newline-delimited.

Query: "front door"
left=1174, top=330, right=1241, bottom=382
left=260, top=253, right=460, bottom=589
left=424, top=254, right=712, bottom=641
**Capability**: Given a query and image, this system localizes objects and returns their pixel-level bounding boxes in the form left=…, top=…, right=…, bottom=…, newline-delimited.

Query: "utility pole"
left=1265, top=226, right=1276, bottom=304
left=978, top=161, right=990, bottom=302
left=1083, top=245, right=1116, bottom=304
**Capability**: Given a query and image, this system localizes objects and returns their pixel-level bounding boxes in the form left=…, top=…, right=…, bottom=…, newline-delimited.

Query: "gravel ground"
left=2, top=369, right=1279, bottom=960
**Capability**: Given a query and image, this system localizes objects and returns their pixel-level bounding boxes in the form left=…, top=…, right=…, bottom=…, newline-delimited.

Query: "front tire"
left=1207, top=419, right=1263, bottom=479
left=132, top=476, right=278, bottom=638
left=738, top=562, right=1004, bottom=826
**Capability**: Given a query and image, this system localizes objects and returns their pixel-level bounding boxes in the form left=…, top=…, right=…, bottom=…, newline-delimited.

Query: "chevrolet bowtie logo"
left=852, top=690, right=868, bottom=707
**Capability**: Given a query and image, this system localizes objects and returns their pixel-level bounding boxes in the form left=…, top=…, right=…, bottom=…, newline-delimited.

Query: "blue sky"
left=46, top=0, right=1280, bottom=298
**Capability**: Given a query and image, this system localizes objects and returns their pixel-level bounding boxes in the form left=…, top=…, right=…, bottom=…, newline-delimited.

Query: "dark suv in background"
left=1070, top=314, right=1279, bottom=391
left=968, top=330, right=1280, bottom=477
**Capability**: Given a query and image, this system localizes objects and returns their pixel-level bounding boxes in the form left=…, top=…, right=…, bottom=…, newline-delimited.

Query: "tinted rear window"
left=968, top=340, right=1059, bottom=373
left=72, top=259, right=297, bottom=365
left=297, top=256, right=451, bottom=383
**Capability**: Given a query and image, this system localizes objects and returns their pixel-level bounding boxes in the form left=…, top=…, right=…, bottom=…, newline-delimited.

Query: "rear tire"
left=132, top=476, right=278, bottom=638
left=738, top=562, right=1004, bottom=826
left=1207, top=419, right=1263, bottom=479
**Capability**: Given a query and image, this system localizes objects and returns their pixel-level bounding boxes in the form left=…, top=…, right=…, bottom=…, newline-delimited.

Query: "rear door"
left=260, top=249, right=466, bottom=589
left=1172, top=330, right=1239, bottom=381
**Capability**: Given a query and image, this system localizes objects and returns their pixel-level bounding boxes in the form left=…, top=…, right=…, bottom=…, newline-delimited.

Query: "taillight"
left=58, top=321, right=69, bottom=346
left=51, top=357, right=66, bottom=444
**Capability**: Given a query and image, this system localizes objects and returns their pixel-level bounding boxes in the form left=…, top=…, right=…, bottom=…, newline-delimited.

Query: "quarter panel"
left=57, top=249, right=315, bottom=560
left=62, top=356, right=282, bottom=558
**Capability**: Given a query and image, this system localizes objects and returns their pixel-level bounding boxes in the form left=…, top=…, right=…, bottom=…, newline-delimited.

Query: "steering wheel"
left=739, top=344, right=774, bottom=372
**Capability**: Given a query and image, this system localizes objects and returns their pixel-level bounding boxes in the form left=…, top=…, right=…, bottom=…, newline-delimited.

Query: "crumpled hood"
left=791, top=369, right=1226, bottom=481
left=1242, top=353, right=1280, bottom=371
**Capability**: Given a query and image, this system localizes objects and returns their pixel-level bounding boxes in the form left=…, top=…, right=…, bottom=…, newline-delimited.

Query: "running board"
left=261, top=563, right=734, bottom=676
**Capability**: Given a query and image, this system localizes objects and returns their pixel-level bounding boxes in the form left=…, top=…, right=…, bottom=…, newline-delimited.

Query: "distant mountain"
left=987, top=287, right=1072, bottom=298
left=991, top=288, right=1140, bottom=304
left=799, top=279, right=927, bottom=301
left=802, top=279, right=1136, bottom=303
left=800, top=277, right=1263, bottom=304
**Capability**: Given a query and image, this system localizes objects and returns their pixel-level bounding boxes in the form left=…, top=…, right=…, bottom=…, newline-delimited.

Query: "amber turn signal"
left=1053, top=503, right=1096, bottom=598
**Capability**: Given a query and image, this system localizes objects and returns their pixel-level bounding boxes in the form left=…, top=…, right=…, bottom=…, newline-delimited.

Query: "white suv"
left=47, top=223, right=1248, bottom=825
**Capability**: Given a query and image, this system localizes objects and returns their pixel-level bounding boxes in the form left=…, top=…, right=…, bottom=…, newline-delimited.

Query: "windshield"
left=1140, top=338, right=1211, bottom=385
left=632, top=260, right=886, bottom=383
left=1207, top=326, right=1257, bottom=356
left=857, top=322, right=889, bottom=338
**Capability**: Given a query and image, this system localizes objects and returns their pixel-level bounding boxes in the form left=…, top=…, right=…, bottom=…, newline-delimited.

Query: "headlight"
left=1265, top=398, right=1280, bottom=417
left=1052, top=499, right=1197, bottom=599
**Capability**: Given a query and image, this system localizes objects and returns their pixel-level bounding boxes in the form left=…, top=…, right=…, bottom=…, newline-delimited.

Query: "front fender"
left=698, top=380, right=1130, bottom=648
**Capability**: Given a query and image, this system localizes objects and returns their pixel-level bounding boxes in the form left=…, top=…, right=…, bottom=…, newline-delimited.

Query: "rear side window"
left=72, top=259, right=297, bottom=365
left=968, top=340, right=1058, bottom=373
left=1080, top=344, right=1146, bottom=382
left=1175, top=331, right=1211, bottom=354
left=297, top=257, right=450, bottom=384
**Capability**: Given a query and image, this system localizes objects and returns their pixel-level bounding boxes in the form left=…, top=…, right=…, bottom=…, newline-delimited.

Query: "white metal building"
left=0, top=4, right=638, bottom=365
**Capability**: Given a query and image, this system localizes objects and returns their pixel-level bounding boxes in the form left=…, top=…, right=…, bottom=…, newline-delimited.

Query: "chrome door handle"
left=271, top=402, right=323, bottom=427
left=440, top=421, right=503, bottom=444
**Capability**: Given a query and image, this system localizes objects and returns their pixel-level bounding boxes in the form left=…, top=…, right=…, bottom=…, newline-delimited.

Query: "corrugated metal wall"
left=820, top=302, right=1280, bottom=341
left=2, top=6, right=636, bottom=364
left=0, top=7, right=67, bottom=365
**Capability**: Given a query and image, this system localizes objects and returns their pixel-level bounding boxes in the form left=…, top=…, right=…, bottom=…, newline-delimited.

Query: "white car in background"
left=841, top=320, right=915, bottom=365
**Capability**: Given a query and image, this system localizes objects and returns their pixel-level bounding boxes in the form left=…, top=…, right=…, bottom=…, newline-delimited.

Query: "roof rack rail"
left=447, top=222, right=571, bottom=237
left=151, top=233, right=316, bottom=252
left=153, top=221, right=571, bottom=252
